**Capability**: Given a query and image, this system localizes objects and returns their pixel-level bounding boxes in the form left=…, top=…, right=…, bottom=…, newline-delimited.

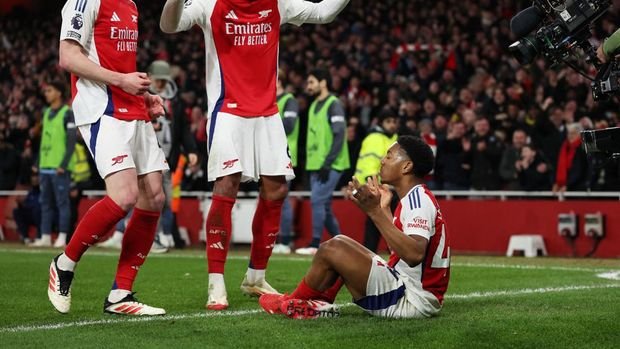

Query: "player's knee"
left=263, top=182, right=288, bottom=201
left=113, top=187, right=139, bottom=211
left=214, top=175, right=241, bottom=197
left=146, top=189, right=166, bottom=211
left=316, top=236, right=347, bottom=260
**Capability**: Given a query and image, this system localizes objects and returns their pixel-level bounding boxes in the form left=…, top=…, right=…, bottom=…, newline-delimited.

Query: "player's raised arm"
left=283, top=0, right=350, bottom=26
left=160, top=0, right=207, bottom=33
left=160, top=0, right=185, bottom=33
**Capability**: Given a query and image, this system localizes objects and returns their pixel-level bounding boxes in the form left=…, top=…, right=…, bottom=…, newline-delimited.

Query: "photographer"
left=597, top=28, right=620, bottom=63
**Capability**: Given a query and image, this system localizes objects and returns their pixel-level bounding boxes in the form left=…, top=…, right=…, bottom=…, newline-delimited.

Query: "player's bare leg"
left=241, top=175, right=287, bottom=297
left=298, top=234, right=373, bottom=299
left=49, top=169, right=139, bottom=314
left=105, top=171, right=167, bottom=315
left=260, top=235, right=374, bottom=318
left=206, top=173, right=241, bottom=310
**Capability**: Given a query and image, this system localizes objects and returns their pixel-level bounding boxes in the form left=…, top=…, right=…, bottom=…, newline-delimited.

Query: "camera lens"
left=508, top=36, right=539, bottom=65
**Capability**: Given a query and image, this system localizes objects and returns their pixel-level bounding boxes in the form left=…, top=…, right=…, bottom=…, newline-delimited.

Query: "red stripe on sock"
left=250, top=197, right=284, bottom=270
left=206, top=195, right=235, bottom=274
left=114, top=207, right=160, bottom=291
left=65, top=196, right=127, bottom=262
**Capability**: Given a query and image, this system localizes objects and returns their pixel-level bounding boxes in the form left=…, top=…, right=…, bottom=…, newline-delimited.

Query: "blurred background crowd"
left=2, top=0, right=620, bottom=195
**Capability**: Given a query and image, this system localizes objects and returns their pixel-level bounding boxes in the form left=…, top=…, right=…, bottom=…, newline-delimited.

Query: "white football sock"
left=246, top=268, right=265, bottom=285
left=57, top=253, right=76, bottom=272
left=108, top=289, right=132, bottom=303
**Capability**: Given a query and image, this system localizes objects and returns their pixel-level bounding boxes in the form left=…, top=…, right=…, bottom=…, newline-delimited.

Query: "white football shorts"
left=79, top=115, right=169, bottom=179
left=206, top=112, right=295, bottom=182
left=354, top=255, right=428, bottom=319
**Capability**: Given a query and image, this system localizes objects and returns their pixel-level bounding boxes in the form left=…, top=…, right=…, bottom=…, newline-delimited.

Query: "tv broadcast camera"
left=508, top=0, right=620, bottom=101
left=581, top=126, right=620, bottom=157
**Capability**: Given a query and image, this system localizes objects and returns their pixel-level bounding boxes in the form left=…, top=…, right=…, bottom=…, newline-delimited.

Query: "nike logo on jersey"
left=225, top=10, right=239, bottom=20
left=258, top=9, right=272, bottom=18
left=222, top=159, right=239, bottom=170
left=111, top=154, right=128, bottom=166
left=111, top=12, right=121, bottom=22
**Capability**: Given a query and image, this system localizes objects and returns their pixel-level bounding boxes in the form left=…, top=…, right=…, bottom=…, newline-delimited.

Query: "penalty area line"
left=1, top=283, right=618, bottom=333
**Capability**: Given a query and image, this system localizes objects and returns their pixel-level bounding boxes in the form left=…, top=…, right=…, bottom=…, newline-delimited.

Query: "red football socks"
left=249, top=197, right=284, bottom=270
left=319, top=277, right=344, bottom=303
left=290, top=278, right=323, bottom=301
left=65, top=196, right=127, bottom=262
left=206, top=195, right=235, bottom=274
left=114, top=207, right=160, bottom=291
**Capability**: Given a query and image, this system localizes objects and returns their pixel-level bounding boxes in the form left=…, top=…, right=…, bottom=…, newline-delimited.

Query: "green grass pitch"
left=0, top=245, right=618, bottom=349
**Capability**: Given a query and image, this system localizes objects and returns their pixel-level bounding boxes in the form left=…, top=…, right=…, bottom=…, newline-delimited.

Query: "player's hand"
left=375, top=183, right=393, bottom=210
left=188, top=153, right=198, bottom=167
left=344, top=176, right=360, bottom=200
left=119, top=72, right=151, bottom=95
left=344, top=176, right=362, bottom=200
left=145, top=93, right=165, bottom=119
left=317, top=166, right=331, bottom=183
left=349, top=177, right=381, bottom=213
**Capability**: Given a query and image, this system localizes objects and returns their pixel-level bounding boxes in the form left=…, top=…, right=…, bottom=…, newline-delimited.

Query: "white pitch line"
left=1, top=283, right=618, bottom=334
left=1, top=248, right=618, bottom=273
left=445, top=283, right=620, bottom=300
left=451, top=262, right=617, bottom=273
left=0, top=309, right=262, bottom=334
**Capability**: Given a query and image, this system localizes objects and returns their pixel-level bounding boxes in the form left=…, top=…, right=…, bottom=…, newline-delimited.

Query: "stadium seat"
left=506, top=235, right=547, bottom=257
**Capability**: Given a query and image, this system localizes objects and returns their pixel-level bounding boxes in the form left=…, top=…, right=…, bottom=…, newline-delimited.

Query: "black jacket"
left=169, top=98, right=198, bottom=172
left=465, top=134, right=503, bottom=190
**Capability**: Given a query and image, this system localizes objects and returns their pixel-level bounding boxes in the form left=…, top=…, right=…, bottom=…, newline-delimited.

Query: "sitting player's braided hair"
left=397, top=135, right=435, bottom=179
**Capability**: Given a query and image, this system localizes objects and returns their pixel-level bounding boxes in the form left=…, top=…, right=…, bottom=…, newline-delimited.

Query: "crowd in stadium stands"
left=2, top=0, right=620, bottom=194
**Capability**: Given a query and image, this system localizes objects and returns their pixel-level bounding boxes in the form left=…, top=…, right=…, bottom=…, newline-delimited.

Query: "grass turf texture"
left=0, top=244, right=618, bottom=349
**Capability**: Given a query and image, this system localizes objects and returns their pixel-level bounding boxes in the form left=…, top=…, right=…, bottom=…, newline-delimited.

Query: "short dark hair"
left=47, top=81, right=66, bottom=99
left=309, top=68, right=331, bottom=90
left=397, top=135, right=435, bottom=178
left=378, top=107, right=398, bottom=123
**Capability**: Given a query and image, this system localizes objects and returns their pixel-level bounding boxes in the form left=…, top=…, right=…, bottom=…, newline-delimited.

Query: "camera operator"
left=596, top=28, right=620, bottom=63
